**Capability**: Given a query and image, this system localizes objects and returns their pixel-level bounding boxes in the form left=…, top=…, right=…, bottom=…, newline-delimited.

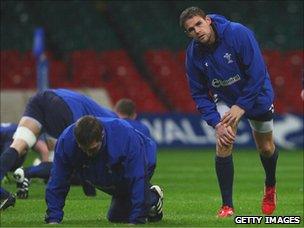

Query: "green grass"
left=1, top=149, right=303, bottom=227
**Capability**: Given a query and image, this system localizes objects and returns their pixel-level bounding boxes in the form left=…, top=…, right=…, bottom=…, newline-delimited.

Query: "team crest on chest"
left=223, top=53, right=233, bottom=64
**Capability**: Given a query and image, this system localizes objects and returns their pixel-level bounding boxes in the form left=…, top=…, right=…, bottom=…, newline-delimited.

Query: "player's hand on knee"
left=215, top=123, right=235, bottom=147
left=221, top=105, right=245, bottom=126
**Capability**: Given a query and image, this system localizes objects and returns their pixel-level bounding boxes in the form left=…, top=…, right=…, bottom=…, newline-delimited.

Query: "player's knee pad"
left=13, top=126, right=37, bottom=148
left=249, top=119, right=273, bottom=133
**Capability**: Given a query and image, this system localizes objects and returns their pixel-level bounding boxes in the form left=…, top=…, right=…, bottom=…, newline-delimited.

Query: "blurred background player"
left=45, top=116, right=163, bottom=224
left=180, top=6, right=278, bottom=217
left=0, top=88, right=118, bottom=206
left=114, top=98, right=151, bottom=137
left=0, top=122, right=50, bottom=210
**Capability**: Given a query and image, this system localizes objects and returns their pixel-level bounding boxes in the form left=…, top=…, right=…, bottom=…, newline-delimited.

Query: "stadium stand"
left=1, top=1, right=303, bottom=115
left=144, top=50, right=196, bottom=113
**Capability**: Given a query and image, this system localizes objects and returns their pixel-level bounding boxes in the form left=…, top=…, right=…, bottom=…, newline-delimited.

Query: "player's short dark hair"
left=114, top=98, right=136, bottom=118
left=179, top=6, right=206, bottom=29
left=74, top=115, right=103, bottom=147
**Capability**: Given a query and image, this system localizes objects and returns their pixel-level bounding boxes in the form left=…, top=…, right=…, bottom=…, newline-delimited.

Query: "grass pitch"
left=0, top=149, right=303, bottom=227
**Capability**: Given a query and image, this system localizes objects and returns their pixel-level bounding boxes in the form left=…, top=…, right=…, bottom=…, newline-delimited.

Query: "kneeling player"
left=45, top=116, right=163, bottom=224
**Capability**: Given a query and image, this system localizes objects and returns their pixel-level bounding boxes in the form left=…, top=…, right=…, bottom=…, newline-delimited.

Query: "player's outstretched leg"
left=148, top=185, right=164, bottom=222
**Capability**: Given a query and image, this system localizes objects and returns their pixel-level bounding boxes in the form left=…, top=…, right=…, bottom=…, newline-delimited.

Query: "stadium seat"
left=99, top=50, right=168, bottom=113
left=144, top=50, right=196, bottom=113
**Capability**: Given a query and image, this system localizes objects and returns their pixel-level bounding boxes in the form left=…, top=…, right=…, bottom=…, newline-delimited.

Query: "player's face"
left=79, top=140, right=102, bottom=158
left=184, top=15, right=214, bottom=45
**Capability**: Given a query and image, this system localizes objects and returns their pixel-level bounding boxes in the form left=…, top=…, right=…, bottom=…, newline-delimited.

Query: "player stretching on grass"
left=45, top=116, right=163, bottom=224
left=0, top=89, right=118, bottom=209
left=14, top=98, right=153, bottom=199
left=180, top=7, right=278, bottom=217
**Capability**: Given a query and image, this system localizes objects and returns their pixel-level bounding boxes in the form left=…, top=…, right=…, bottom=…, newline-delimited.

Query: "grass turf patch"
left=1, top=149, right=303, bottom=226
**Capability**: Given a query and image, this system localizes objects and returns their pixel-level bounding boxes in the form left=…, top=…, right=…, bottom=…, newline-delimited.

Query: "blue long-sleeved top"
left=186, top=14, right=274, bottom=127
left=45, top=117, right=157, bottom=224
left=124, top=119, right=151, bottom=138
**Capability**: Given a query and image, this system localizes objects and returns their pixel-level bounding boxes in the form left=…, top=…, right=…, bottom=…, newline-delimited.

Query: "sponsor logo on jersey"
left=212, top=74, right=241, bottom=88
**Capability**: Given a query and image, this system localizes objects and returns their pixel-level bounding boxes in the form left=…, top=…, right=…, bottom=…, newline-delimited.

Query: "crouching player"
left=0, top=89, right=118, bottom=207
left=45, top=116, right=163, bottom=224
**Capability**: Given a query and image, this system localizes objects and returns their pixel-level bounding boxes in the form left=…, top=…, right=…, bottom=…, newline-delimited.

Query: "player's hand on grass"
left=16, top=188, right=28, bottom=199
left=215, top=123, right=235, bottom=147
left=221, top=105, right=245, bottom=126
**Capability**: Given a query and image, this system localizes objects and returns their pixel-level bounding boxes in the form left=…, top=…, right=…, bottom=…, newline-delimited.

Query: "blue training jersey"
left=0, top=123, right=17, bottom=150
left=45, top=117, right=157, bottom=224
left=53, top=89, right=118, bottom=121
left=124, top=119, right=151, bottom=138
left=186, top=14, right=274, bottom=127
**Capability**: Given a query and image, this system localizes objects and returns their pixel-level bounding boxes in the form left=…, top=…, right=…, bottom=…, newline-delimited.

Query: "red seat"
left=144, top=49, right=196, bottom=113
left=99, top=50, right=167, bottom=113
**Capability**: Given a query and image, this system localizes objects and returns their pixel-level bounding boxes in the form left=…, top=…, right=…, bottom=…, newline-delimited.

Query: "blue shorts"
left=23, top=91, right=73, bottom=138
left=247, top=108, right=274, bottom=122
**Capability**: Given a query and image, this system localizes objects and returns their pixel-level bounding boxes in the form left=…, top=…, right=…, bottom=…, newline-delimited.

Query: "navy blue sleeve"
left=186, top=52, right=221, bottom=127
left=45, top=136, right=73, bottom=223
left=232, top=24, right=268, bottom=112
left=125, top=139, right=148, bottom=224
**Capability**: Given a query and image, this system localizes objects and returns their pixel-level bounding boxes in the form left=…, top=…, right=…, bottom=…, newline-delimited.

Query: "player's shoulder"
left=224, top=20, right=253, bottom=42
left=224, top=21, right=253, bottom=46
left=58, top=123, right=76, bottom=141
left=185, top=39, right=202, bottom=65
left=98, top=117, right=131, bottom=130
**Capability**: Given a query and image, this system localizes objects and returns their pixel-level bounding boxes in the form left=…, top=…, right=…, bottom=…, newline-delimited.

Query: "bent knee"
left=258, top=144, right=275, bottom=157
left=216, top=144, right=233, bottom=157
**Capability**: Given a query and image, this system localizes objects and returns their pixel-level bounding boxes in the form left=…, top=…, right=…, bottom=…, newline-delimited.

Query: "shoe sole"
left=0, top=198, right=15, bottom=210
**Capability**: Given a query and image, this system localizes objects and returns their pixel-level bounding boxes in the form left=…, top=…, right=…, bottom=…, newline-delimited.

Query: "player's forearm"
left=45, top=191, right=64, bottom=223
left=129, top=178, right=148, bottom=224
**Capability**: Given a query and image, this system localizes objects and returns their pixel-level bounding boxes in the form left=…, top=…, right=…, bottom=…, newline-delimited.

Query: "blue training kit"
left=186, top=14, right=274, bottom=127
left=23, top=89, right=118, bottom=138
left=0, top=123, right=17, bottom=151
left=45, top=117, right=157, bottom=224
left=124, top=119, right=151, bottom=138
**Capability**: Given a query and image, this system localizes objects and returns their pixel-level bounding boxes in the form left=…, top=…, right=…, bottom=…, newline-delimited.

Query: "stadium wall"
left=138, top=114, right=303, bottom=150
